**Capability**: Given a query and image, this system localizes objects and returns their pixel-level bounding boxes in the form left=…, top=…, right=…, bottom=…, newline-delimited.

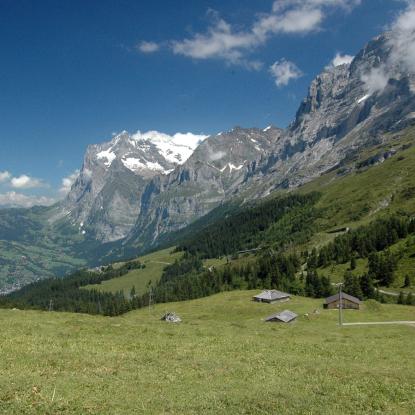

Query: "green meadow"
left=84, top=248, right=182, bottom=297
left=0, top=291, right=414, bottom=414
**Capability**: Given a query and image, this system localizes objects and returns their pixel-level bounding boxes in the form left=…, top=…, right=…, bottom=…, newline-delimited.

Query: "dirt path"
left=343, top=321, right=415, bottom=327
left=378, top=289, right=399, bottom=297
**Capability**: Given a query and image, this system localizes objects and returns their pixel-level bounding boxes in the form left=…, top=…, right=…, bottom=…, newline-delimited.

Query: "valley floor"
left=0, top=291, right=414, bottom=414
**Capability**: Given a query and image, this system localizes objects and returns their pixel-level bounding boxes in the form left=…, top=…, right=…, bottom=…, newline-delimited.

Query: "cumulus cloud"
left=59, top=170, right=80, bottom=196
left=0, top=171, right=11, bottom=182
left=361, top=2, right=415, bottom=94
left=331, top=52, right=354, bottom=67
left=10, top=175, right=45, bottom=189
left=208, top=150, right=226, bottom=162
left=161, top=1, right=361, bottom=68
left=171, top=13, right=261, bottom=68
left=137, top=41, right=160, bottom=53
left=269, top=59, right=303, bottom=87
left=0, top=192, right=56, bottom=208
left=388, top=1, right=415, bottom=74
left=361, top=65, right=390, bottom=94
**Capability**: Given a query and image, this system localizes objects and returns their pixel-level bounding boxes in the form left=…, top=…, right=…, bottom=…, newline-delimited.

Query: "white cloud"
left=59, top=170, right=80, bottom=196
left=208, top=149, right=226, bottom=162
left=0, top=192, right=56, bottom=208
left=0, top=171, right=11, bottom=183
left=137, top=41, right=160, bottom=53
left=360, top=1, right=415, bottom=94
left=331, top=52, right=354, bottom=67
left=164, top=1, right=362, bottom=67
left=10, top=175, right=45, bottom=189
left=171, top=13, right=261, bottom=68
left=361, top=65, right=389, bottom=94
left=269, top=59, right=303, bottom=87
left=388, top=1, right=415, bottom=74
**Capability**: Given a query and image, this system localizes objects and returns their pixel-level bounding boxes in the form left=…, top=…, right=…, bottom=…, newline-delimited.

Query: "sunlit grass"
left=0, top=290, right=414, bottom=414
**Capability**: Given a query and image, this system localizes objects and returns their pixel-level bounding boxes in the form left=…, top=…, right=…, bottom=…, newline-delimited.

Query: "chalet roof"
left=265, top=310, right=298, bottom=323
left=253, top=290, right=291, bottom=301
left=324, top=292, right=362, bottom=305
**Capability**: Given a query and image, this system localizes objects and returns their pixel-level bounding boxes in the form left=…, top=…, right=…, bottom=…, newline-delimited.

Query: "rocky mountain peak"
left=61, top=129, right=207, bottom=242
left=63, top=30, right=415, bottom=248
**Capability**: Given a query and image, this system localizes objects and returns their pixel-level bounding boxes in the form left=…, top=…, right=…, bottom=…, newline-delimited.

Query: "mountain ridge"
left=1, top=30, right=415, bottom=291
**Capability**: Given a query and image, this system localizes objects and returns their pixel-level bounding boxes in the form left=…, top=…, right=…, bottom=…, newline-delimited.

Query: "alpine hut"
left=324, top=293, right=361, bottom=310
left=253, top=290, right=290, bottom=304
left=265, top=310, right=298, bottom=323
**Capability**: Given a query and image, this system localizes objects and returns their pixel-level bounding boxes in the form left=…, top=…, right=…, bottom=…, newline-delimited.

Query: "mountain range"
left=1, top=31, right=415, bottom=292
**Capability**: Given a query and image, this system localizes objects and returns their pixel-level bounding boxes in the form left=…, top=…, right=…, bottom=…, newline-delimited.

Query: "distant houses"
left=324, top=293, right=361, bottom=310
left=265, top=310, right=298, bottom=323
left=253, top=290, right=290, bottom=304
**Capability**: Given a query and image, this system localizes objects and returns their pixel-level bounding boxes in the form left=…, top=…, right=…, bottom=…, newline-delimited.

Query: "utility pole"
left=338, top=283, right=343, bottom=327
left=148, top=286, right=153, bottom=313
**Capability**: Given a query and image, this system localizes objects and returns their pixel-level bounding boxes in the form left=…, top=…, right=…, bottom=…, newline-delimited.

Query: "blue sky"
left=0, top=0, right=408, bottom=206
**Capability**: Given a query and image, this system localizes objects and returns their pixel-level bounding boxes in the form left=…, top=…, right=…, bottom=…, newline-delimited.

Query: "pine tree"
left=350, top=255, right=357, bottom=270
left=404, top=275, right=411, bottom=288
left=343, top=271, right=363, bottom=299
left=360, top=273, right=375, bottom=299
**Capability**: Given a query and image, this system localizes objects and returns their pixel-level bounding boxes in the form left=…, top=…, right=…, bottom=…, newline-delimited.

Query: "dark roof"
left=253, top=290, right=291, bottom=301
left=324, top=292, right=362, bottom=305
left=265, top=310, right=298, bottom=323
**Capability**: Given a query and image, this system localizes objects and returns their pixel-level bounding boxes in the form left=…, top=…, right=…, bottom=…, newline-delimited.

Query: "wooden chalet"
left=324, top=292, right=361, bottom=310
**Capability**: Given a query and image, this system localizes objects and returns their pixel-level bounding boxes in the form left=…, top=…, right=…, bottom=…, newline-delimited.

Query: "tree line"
left=1, top=199, right=414, bottom=316
left=0, top=260, right=145, bottom=316
left=177, top=192, right=320, bottom=258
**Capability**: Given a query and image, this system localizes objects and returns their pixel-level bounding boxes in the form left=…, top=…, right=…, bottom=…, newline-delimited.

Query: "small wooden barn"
left=265, top=310, right=298, bottom=323
left=324, top=293, right=361, bottom=310
left=253, top=290, right=291, bottom=304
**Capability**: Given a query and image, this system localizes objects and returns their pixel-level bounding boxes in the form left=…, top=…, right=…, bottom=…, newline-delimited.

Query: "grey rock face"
left=236, top=33, right=415, bottom=195
left=125, top=127, right=281, bottom=246
left=124, top=33, right=415, bottom=247
left=60, top=131, right=204, bottom=242
left=62, top=32, right=415, bottom=249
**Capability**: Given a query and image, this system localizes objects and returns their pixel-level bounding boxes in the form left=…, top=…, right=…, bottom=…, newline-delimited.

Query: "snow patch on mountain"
left=220, top=162, right=245, bottom=172
left=130, top=130, right=208, bottom=166
left=122, top=157, right=164, bottom=173
left=96, top=149, right=116, bottom=167
left=93, top=130, right=208, bottom=175
left=357, top=94, right=370, bottom=104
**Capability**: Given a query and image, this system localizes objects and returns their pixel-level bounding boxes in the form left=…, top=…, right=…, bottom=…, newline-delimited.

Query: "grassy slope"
left=84, top=252, right=254, bottom=298
left=299, top=129, right=415, bottom=246
left=83, top=248, right=182, bottom=297
left=0, top=290, right=414, bottom=414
